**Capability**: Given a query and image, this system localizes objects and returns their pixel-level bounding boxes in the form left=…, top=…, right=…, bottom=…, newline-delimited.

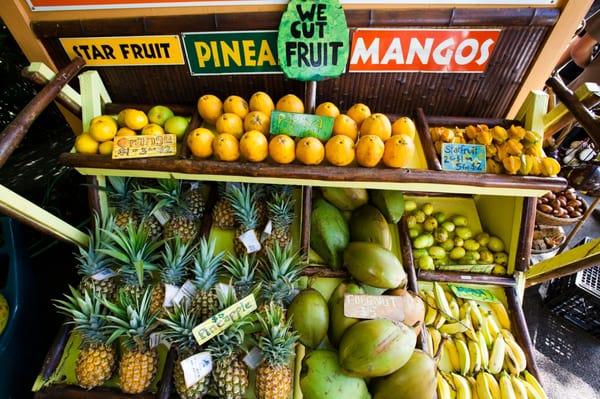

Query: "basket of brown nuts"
left=536, top=188, right=588, bottom=226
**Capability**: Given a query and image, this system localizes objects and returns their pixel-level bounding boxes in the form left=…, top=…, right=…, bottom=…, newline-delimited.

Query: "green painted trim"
left=79, top=70, right=112, bottom=131
left=26, top=62, right=82, bottom=106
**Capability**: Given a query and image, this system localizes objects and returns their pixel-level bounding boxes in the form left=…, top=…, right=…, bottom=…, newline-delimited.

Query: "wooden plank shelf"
left=59, top=153, right=567, bottom=197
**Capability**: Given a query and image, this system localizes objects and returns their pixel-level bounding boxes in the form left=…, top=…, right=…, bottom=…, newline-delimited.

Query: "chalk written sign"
left=277, top=0, right=349, bottom=81
left=344, top=294, right=406, bottom=322
left=60, top=36, right=185, bottom=67
left=192, top=294, right=257, bottom=346
left=441, top=143, right=486, bottom=173
left=270, top=111, right=334, bottom=141
left=112, top=134, right=177, bottom=159
left=438, top=264, right=495, bottom=274
left=181, top=31, right=280, bottom=76
left=349, top=29, right=500, bottom=73
left=449, top=285, right=499, bottom=303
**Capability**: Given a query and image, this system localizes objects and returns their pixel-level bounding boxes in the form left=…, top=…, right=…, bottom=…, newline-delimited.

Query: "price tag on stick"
left=239, top=229, right=261, bottom=253
left=181, top=352, right=213, bottom=388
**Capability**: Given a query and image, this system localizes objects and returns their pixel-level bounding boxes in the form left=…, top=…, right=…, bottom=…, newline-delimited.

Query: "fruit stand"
left=0, top=1, right=597, bottom=398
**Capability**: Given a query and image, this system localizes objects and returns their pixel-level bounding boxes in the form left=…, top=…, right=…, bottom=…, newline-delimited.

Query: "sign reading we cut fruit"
left=182, top=31, right=280, bottom=76
left=112, top=134, right=177, bottom=159
left=270, top=111, right=334, bottom=141
left=60, top=36, right=185, bottom=66
left=349, top=29, right=500, bottom=73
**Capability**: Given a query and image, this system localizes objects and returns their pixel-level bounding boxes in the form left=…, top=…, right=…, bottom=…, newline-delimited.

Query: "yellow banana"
left=510, top=376, right=528, bottom=399
left=453, top=373, right=473, bottom=399
left=447, top=339, right=461, bottom=372
left=476, top=372, right=494, bottom=399
left=485, top=372, right=501, bottom=399
left=499, top=372, right=517, bottom=399
left=424, top=292, right=438, bottom=326
left=439, top=339, right=456, bottom=373
left=436, top=312, right=448, bottom=329
left=503, top=336, right=527, bottom=374
left=448, top=294, right=461, bottom=320
left=434, top=283, right=455, bottom=319
left=478, top=330, right=490, bottom=370
left=486, top=314, right=502, bottom=340
left=468, top=339, right=482, bottom=374
left=441, top=321, right=469, bottom=335
left=488, top=336, right=506, bottom=374
left=429, top=327, right=442, bottom=356
left=522, top=371, right=547, bottom=399
left=425, top=328, right=435, bottom=356
left=437, top=374, right=454, bottom=399
left=455, top=338, right=471, bottom=376
left=468, top=376, right=480, bottom=399
left=481, top=315, right=495, bottom=348
left=522, top=380, right=543, bottom=399
left=468, top=301, right=484, bottom=329
left=489, top=301, right=512, bottom=330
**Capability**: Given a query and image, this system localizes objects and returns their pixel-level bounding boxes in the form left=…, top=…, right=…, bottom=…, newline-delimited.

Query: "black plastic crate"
left=544, top=265, right=600, bottom=339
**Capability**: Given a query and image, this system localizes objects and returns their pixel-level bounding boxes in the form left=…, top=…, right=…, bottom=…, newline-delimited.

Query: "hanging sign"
left=277, top=0, right=349, bottom=81
left=270, top=111, right=334, bottom=140
left=182, top=31, right=280, bottom=76
left=112, top=134, right=177, bottom=159
left=60, top=36, right=185, bottom=67
left=441, top=143, right=487, bottom=173
left=349, top=29, right=500, bottom=73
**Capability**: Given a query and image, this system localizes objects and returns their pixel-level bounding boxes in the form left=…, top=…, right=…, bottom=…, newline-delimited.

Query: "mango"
left=440, top=238, right=455, bottom=252
left=441, top=221, right=456, bottom=232
left=300, top=350, right=371, bottom=399
left=370, top=190, right=405, bottom=223
left=321, top=187, right=368, bottom=211
left=412, top=249, right=428, bottom=259
left=423, top=217, right=438, bottom=232
left=449, top=247, right=466, bottom=260
left=452, top=215, right=468, bottom=226
left=350, top=205, right=392, bottom=250
left=339, top=319, right=417, bottom=377
left=455, top=227, right=473, bottom=240
left=371, top=350, right=436, bottom=399
left=433, top=212, right=447, bottom=223
left=328, top=281, right=365, bottom=347
left=428, top=246, right=446, bottom=259
left=418, top=255, right=435, bottom=270
left=487, top=236, right=505, bottom=252
left=421, top=203, right=434, bottom=216
left=464, top=239, right=480, bottom=251
left=288, top=289, right=329, bottom=349
left=310, top=198, right=349, bottom=269
left=404, top=200, right=417, bottom=212
left=344, top=242, right=407, bottom=289
left=413, top=233, right=434, bottom=249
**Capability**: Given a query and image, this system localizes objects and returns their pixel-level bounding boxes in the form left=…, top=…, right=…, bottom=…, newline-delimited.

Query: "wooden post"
left=0, top=57, right=85, bottom=168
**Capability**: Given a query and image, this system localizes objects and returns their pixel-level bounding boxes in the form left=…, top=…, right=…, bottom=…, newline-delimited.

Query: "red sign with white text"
left=349, top=29, right=500, bottom=73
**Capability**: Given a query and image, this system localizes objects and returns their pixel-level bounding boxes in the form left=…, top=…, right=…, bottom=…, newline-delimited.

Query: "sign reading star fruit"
left=349, top=29, right=500, bottom=73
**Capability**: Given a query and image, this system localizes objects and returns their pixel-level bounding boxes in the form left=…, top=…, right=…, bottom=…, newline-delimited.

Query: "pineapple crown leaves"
left=54, top=286, right=111, bottom=345
left=259, top=243, right=304, bottom=306
left=97, top=176, right=137, bottom=211
left=256, top=303, right=299, bottom=366
left=224, top=183, right=259, bottom=230
left=267, top=191, right=295, bottom=229
left=191, top=237, right=225, bottom=292
left=223, top=253, right=259, bottom=299
left=158, top=304, right=199, bottom=354
left=141, top=179, right=192, bottom=217
left=102, top=288, right=158, bottom=351
left=160, top=238, right=196, bottom=286
left=132, top=184, right=164, bottom=220
left=75, top=213, right=116, bottom=277
left=99, top=222, right=161, bottom=287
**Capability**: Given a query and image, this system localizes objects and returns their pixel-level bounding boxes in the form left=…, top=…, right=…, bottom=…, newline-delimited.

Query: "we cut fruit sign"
left=349, top=29, right=500, bottom=73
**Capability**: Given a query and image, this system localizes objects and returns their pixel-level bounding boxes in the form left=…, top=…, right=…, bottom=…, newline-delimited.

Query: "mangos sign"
left=277, top=0, right=349, bottom=81
left=182, top=31, right=280, bottom=75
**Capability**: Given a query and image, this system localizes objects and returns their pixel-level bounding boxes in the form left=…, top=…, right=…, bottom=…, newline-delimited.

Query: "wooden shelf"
left=60, top=153, right=567, bottom=197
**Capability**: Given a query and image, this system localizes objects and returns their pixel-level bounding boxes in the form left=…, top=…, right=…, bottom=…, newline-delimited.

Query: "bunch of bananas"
left=421, top=283, right=548, bottom=399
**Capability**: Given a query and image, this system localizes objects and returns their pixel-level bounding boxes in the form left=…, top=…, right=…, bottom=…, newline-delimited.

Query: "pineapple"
left=212, top=183, right=236, bottom=230
left=225, top=183, right=261, bottom=255
left=184, top=182, right=207, bottom=221
left=262, top=191, right=295, bottom=254
left=133, top=187, right=163, bottom=241
left=259, top=243, right=303, bottom=310
left=190, top=237, right=225, bottom=321
left=153, top=238, right=196, bottom=314
left=223, top=253, right=258, bottom=299
left=102, top=176, right=138, bottom=228
left=146, top=179, right=199, bottom=243
left=103, top=289, right=159, bottom=394
left=54, top=286, right=116, bottom=389
left=255, top=303, right=299, bottom=399
left=209, top=286, right=251, bottom=399
left=77, top=213, right=118, bottom=300
left=159, top=304, right=211, bottom=399
left=100, top=222, right=161, bottom=309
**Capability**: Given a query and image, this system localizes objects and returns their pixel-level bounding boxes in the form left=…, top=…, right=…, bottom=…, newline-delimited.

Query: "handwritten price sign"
left=270, top=111, right=334, bottom=141
left=112, top=134, right=177, bottom=159
left=441, top=143, right=486, bottom=173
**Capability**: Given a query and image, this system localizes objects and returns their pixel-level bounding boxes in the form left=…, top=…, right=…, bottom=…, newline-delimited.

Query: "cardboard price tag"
left=239, top=229, right=261, bottom=254
left=112, top=134, right=177, bottom=160
left=91, top=269, right=117, bottom=281
left=449, top=285, right=499, bottom=303
left=270, top=111, right=334, bottom=141
left=152, top=208, right=171, bottom=226
left=343, top=294, right=405, bottom=322
left=261, top=220, right=273, bottom=242
left=243, top=347, right=264, bottom=370
left=173, top=280, right=197, bottom=306
left=163, top=283, right=180, bottom=307
left=181, top=352, right=213, bottom=388
left=193, top=294, right=257, bottom=346
left=441, top=143, right=487, bottom=173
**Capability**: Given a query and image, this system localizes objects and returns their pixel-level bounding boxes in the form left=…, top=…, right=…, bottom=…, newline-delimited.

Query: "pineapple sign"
left=277, top=0, right=349, bottom=81
left=192, top=294, right=257, bottom=345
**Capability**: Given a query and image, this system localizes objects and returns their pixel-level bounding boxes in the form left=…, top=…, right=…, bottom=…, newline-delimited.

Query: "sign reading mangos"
left=277, top=0, right=349, bottom=81
left=182, top=31, right=280, bottom=75
left=349, top=29, right=500, bottom=73
left=60, top=36, right=185, bottom=66
left=270, top=111, right=334, bottom=140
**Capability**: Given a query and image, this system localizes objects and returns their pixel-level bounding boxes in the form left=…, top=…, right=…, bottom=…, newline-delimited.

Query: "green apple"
left=164, top=116, right=189, bottom=140
left=147, top=105, right=174, bottom=126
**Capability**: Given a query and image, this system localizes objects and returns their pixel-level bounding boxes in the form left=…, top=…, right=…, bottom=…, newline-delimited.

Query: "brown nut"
left=566, top=206, right=575, bottom=213
left=552, top=209, right=561, bottom=216
left=546, top=192, right=556, bottom=200
left=551, top=199, right=561, bottom=209
left=539, top=204, right=553, bottom=213
left=568, top=200, right=582, bottom=208
left=565, top=192, right=576, bottom=201
left=558, top=196, right=567, bottom=206
left=539, top=197, right=548, bottom=204
left=572, top=211, right=582, bottom=218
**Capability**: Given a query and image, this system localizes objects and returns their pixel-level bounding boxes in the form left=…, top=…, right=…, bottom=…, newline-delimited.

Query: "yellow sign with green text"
left=60, top=35, right=185, bottom=66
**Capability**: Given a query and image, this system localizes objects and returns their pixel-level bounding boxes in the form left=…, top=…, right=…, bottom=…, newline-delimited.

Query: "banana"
left=441, top=321, right=469, bottom=335
left=499, top=372, right=517, bottom=399
left=463, top=315, right=479, bottom=341
left=435, top=312, right=448, bottom=329
left=448, top=293, right=461, bottom=320
left=434, top=283, right=455, bottom=319
left=522, top=380, right=543, bottom=399
left=425, top=328, right=435, bottom=356
left=468, top=301, right=484, bottom=329
left=424, top=292, right=438, bottom=326
left=446, top=339, right=461, bottom=372
left=489, top=301, right=511, bottom=330
left=486, top=314, right=502, bottom=341
left=467, top=376, right=480, bottom=399
left=439, top=339, right=456, bottom=373
left=453, top=373, right=473, bottom=399
left=503, top=336, right=527, bottom=374
left=488, top=336, right=506, bottom=374
left=460, top=302, right=469, bottom=320
left=429, top=327, right=442, bottom=355
left=522, top=371, right=547, bottom=399
left=455, top=338, right=471, bottom=376
left=477, top=330, right=490, bottom=370
left=468, top=339, right=482, bottom=374
left=437, top=373, right=455, bottom=399
left=510, top=376, right=528, bottom=399
left=485, top=372, right=501, bottom=399
left=476, top=372, right=494, bottom=399
left=480, top=315, right=495, bottom=348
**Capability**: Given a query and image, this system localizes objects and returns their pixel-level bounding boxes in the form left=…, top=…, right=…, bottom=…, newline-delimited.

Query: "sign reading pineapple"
left=277, top=0, right=349, bottom=81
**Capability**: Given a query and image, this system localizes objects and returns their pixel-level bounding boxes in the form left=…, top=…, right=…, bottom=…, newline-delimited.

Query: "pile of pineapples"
left=54, top=178, right=303, bottom=398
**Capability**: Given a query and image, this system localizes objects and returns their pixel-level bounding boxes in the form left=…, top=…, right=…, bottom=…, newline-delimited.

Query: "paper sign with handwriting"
left=193, top=294, right=257, bottom=346
left=270, top=111, right=333, bottom=141
left=112, top=134, right=177, bottom=159
left=449, top=285, right=499, bottom=303
left=441, top=143, right=486, bottom=173
left=344, top=294, right=405, bottom=322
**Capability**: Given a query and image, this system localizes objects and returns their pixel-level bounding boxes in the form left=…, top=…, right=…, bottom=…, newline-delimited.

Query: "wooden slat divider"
left=515, top=197, right=537, bottom=272
left=418, top=270, right=517, bottom=287
left=415, top=107, right=442, bottom=171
